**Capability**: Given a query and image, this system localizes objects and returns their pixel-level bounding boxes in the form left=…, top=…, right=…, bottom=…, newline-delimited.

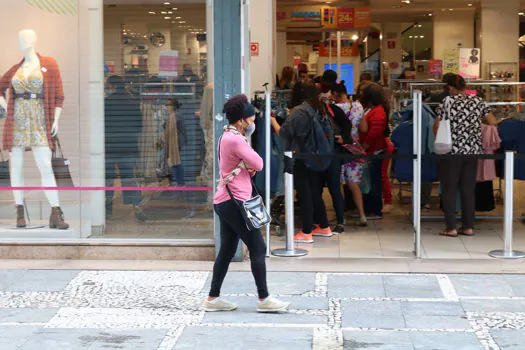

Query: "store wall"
left=249, top=0, right=275, bottom=93
left=433, top=10, right=475, bottom=60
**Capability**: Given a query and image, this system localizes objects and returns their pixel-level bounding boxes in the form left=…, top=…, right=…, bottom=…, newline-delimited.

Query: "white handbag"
left=434, top=118, right=452, bottom=154
left=434, top=100, right=453, bottom=154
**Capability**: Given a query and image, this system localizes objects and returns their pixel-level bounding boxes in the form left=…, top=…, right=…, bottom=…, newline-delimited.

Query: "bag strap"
left=218, top=135, right=261, bottom=205
left=53, top=137, right=64, bottom=158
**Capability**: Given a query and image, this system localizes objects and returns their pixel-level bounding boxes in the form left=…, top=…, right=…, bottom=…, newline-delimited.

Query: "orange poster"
left=337, top=8, right=355, bottom=29
left=354, top=7, right=370, bottom=29
left=319, top=40, right=359, bottom=57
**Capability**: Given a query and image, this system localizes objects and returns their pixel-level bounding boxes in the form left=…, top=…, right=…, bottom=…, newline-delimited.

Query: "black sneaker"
left=333, top=224, right=345, bottom=234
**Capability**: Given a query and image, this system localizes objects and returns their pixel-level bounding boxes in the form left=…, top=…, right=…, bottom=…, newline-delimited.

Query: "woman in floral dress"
left=331, top=83, right=367, bottom=227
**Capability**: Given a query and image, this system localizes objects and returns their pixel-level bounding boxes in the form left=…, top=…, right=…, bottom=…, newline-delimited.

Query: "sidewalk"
left=1, top=269, right=525, bottom=349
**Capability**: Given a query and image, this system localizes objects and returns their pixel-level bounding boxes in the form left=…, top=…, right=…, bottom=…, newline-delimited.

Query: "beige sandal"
left=439, top=229, right=458, bottom=237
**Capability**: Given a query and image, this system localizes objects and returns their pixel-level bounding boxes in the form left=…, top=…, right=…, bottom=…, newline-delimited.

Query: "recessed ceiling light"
left=420, top=35, right=425, bottom=38
left=164, top=2, right=170, bottom=4
left=179, top=21, right=186, bottom=23
left=164, top=16, right=171, bottom=19
left=402, top=0, right=411, bottom=4
left=172, top=7, right=177, bottom=10
left=428, top=13, right=433, bottom=16
left=468, top=3, right=473, bottom=6
left=351, top=35, right=358, bottom=40
left=148, top=11, right=155, bottom=14
left=409, top=35, right=413, bottom=38
left=175, top=16, right=181, bottom=19
left=161, top=11, right=167, bottom=14
left=449, top=8, right=454, bottom=11
left=519, top=12, right=525, bottom=15
left=168, top=11, right=173, bottom=14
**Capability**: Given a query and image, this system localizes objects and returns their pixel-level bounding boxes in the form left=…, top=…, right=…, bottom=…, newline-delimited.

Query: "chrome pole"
left=489, top=151, right=525, bottom=259
left=272, top=152, right=308, bottom=257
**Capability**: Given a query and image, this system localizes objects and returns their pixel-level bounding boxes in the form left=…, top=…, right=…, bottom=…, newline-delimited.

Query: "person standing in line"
left=358, top=83, right=389, bottom=217
left=434, top=74, right=497, bottom=237
left=205, top=94, right=290, bottom=313
left=280, top=80, right=333, bottom=243
left=278, top=66, right=296, bottom=90
left=315, top=71, right=351, bottom=233
left=331, top=83, right=368, bottom=227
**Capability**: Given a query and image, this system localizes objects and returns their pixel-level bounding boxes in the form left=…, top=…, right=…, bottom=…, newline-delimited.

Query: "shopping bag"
left=0, top=149, right=9, bottom=187
left=434, top=118, right=452, bottom=155
left=360, top=162, right=371, bottom=195
left=52, top=137, right=74, bottom=187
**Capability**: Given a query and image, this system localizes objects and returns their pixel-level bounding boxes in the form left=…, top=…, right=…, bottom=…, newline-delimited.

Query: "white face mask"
left=245, top=123, right=256, bottom=137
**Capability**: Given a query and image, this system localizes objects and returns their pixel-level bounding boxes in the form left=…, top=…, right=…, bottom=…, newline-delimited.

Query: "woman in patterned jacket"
left=434, top=74, right=497, bottom=237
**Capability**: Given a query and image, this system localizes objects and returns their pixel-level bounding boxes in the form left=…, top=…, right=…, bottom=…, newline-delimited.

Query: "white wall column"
left=480, top=0, right=519, bottom=79
left=275, top=31, right=287, bottom=79
left=433, top=10, right=475, bottom=60
left=249, top=0, right=275, bottom=93
left=381, top=23, right=403, bottom=65
left=87, top=0, right=105, bottom=237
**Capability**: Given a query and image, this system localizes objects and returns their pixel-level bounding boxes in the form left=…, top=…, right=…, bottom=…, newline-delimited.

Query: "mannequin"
left=0, top=29, right=68, bottom=229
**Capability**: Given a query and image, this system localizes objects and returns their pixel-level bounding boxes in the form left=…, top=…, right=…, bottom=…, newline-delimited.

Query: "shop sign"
left=250, top=42, right=260, bottom=57
left=443, top=49, right=459, bottom=75
left=319, top=40, right=359, bottom=57
left=291, top=11, right=321, bottom=22
left=459, top=48, right=481, bottom=79
left=428, top=60, right=443, bottom=75
left=354, top=7, right=371, bottom=28
left=322, top=6, right=338, bottom=28
left=337, top=8, right=355, bottom=29
left=320, top=6, right=370, bottom=29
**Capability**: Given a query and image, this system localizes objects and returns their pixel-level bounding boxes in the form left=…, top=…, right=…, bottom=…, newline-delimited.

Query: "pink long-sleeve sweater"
left=214, top=131, right=264, bottom=204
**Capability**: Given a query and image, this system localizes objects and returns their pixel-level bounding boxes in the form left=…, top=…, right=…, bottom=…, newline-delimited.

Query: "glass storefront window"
left=0, top=1, right=212, bottom=241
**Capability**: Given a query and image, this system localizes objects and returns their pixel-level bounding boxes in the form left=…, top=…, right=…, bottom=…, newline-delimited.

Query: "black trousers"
left=363, top=158, right=383, bottom=216
left=319, top=158, right=345, bottom=225
left=209, top=200, right=269, bottom=299
left=439, top=158, right=478, bottom=231
left=294, top=160, right=329, bottom=234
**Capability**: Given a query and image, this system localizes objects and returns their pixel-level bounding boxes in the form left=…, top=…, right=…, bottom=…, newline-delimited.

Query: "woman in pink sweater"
left=204, top=94, right=290, bottom=314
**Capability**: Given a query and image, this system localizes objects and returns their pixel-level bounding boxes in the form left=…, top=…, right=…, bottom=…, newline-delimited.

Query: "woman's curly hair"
left=223, top=94, right=249, bottom=124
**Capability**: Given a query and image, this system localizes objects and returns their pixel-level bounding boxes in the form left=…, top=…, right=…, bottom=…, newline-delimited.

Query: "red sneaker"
left=294, top=231, right=314, bottom=243
left=312, top=225, right=333, bottom=237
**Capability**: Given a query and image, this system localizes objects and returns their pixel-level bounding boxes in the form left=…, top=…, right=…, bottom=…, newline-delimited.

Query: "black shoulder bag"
left=218, top=136, right=271, bottom=231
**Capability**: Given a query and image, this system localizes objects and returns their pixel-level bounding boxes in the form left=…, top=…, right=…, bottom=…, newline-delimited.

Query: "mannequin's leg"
left=32, top=147, right=59, bottom=207
left=9, top=148, right=25, bottom=205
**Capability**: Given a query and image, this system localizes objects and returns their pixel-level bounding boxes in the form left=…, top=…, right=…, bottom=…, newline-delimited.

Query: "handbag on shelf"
left=0, top=149, right=10, bottom=187
left=219, top=135, right=271, bottom=231
left=52, top=137, right=74, bottom=187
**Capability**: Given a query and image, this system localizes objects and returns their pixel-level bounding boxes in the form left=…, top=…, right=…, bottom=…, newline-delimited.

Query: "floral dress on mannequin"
left=12, top=66, right=48, bottom=149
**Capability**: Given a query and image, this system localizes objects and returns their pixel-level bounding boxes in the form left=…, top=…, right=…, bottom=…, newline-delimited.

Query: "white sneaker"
left=204, top=298, right=238, bottom=312
left=256, top=296, right=291, bottom=313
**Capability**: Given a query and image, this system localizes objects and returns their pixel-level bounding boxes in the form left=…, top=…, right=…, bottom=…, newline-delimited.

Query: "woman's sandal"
left=458, top=228, right=475, bottom=237
left=439, top=229, right=458, bottom=237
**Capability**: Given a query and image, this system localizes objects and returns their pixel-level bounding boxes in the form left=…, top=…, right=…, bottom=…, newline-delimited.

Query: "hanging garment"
left=139, top=101, right=167, bottom=181
left=390, top=101, right=438, bottom=183
left=166, top=107, right=181, bottom=168
left=178, top=98, right=205, bottom=185
left=475, top=181, right=495, bottom=212
left=477, top=124, right=501, bottom=182
left=498, top=119, right=525, bottom=180
left=200, top=82, right=214, bottom=186
left=11, top=66, right=48, bottom=149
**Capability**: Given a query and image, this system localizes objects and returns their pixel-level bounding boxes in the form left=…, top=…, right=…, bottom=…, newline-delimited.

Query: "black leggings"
left=209, top=200, right=269, bottom=299
left=294, top=160, right=329, bottom=234
left=319, top=158, right=345, bottom=225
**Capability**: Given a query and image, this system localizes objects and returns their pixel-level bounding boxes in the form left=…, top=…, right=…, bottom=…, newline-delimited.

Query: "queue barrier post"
left=272, top=151, right=308, bottom=257
left=489, top=151, right=525, bottom=259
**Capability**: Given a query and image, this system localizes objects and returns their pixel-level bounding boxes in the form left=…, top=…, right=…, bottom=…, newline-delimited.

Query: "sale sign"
left=319, top=40, right=359, bottom=57
left=428, top=60, right=443, bottom=75
left=337, top=8, right=355, bottom=29
left=321, top=6, right=338, bottom=28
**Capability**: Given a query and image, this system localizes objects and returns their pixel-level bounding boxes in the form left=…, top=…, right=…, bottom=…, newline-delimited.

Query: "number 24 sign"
left=337, top=8, right=355, bottom=29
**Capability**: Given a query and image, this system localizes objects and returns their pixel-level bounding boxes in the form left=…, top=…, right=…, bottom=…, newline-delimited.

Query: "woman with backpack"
left=205, top=94, right=290, bottom=313
left=280, top=80, right=333, bottom=243
left=358, top=82, right=390, bottom=217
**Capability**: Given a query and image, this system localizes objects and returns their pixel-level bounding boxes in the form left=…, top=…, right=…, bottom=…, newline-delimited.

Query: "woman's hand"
left=270, top=115, right=281, bottom=133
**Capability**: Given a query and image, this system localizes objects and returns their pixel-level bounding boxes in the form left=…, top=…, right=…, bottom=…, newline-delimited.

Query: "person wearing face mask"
left=205, top=94, right=290, bottom=314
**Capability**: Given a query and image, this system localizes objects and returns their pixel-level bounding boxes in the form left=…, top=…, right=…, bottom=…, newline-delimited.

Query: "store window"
left=0, top=0, right=212, bottom=241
